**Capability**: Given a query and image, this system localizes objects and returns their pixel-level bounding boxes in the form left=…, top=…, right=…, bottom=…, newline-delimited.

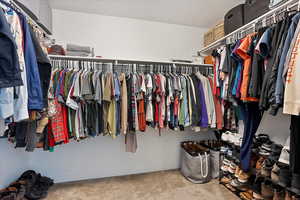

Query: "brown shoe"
left=240, top=190, right=253, bottom=200
left=235, top=166, right=242, bottom=178
left=238, top=170, right=251, bottom=183
left=220, top=176, right=231, bottom=184
left=36, top=117, right=49, bottom=134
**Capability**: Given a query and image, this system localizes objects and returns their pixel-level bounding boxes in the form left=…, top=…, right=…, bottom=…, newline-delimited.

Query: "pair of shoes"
left=238, top=170, right=250, bottom=183
left=222, top=131, right=240, bottom=144
left=220, top=176, right=231, bottom=184
left=235, top=166, right=242, bottom=178
left=240, top=190, right=253, bottom=200
left=228, top=162, right=237, bottom=174
left=221, top=158, right=231, bottom=172
left=220, top=146, right=229, bottom=154
left=259, top=147, right=271, bottom=156
left=231, top=178, right=246, bottom=187
left=0, top=187, right=17, bottom=200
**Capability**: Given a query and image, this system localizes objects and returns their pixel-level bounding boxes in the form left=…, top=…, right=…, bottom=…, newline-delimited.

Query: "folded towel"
left=66, top=44, right=92, bottom=53
left=66, top=50, right=92, bottom=57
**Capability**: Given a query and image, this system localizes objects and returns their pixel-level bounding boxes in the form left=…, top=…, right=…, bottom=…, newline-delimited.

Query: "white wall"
left=0, top=142, right=31, bottom=188
left=0, top=9, right=209, bottom=187
left=52, top=9, right=206, bottom=61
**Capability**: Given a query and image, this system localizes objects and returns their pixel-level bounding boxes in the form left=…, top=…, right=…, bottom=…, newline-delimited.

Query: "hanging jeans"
left=240, top=103, right=263, bottom=172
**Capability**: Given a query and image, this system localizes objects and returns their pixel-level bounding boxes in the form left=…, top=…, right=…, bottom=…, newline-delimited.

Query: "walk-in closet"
left=0, top=0, right=298, bottom=200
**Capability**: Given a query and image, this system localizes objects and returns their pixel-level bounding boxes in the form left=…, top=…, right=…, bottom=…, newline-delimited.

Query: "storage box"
left=204, top=29, right=214, bottom=47
left=213, top=21, right=225, bottom=41
left=244, top=0, right=270, bottom=24
left=224, top=4, right=245, bottom=35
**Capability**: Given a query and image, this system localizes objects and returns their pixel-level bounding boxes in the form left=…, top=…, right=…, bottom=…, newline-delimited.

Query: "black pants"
left=290, top=115, right=300, bottom=174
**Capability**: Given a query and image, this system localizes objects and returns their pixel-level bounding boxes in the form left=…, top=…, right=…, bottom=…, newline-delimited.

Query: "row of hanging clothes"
left=0, top=0, right=53, bottom=152
left=43, top=58, right=224, bottom=153
left=211, top=6, right=300, bottom=172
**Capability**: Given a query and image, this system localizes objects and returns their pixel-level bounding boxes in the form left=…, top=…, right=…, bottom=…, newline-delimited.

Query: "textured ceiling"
left=50, top=0, right=244, bottom=27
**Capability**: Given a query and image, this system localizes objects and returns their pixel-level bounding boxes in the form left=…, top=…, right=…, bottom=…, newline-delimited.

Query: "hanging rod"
left=49, top=55, right=213, bottom=67
left=0, top=0, right=52, bottom=35
left=198, top=0, right=298, bottom=56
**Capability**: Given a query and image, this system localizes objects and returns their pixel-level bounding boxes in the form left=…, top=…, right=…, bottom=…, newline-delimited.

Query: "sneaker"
left=235, top=166, right=241, bottom=178
left=227, top=149, right=233, bottom=157
left=220, top=146, right=228, bottom=154
left=221, top=132, right=230, bottom=142
left=261, top=141, right=273, bottom=152
left=234, top=137, right=243, bottom=147
left=228, top=132, right=238, bottom=144
left=259, top=147, right=271, bottom=156
left=228, top=162, right=237, bottom=174
left=221, top=165, right=229, bottom=172
left=238, top=171, right=250, bottom=183
left=223, top=158, right=231, bottom=166
left=231, top=179, right=245, bottom=187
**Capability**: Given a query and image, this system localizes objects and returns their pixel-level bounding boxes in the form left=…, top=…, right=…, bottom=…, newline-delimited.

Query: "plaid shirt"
left=49, top=100, right=68, bottom=143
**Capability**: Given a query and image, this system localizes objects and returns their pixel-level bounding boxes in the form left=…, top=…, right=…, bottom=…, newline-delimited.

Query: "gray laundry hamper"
left=180, top=142, right=212, bottom=184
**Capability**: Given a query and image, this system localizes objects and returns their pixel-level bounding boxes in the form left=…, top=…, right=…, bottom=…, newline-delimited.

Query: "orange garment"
left=236, top=33, right=259, bottom=102
left=138, top=94, right=146, bottom=132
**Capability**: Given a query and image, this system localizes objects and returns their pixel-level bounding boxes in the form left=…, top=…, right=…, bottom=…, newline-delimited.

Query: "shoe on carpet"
left=240, top=190, right=253, bottom=200
left=220, top=176, right=231, bottom=184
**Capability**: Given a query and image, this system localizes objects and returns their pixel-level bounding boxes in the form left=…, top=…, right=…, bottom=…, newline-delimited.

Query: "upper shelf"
left=198, top=0, right=298, bottom=56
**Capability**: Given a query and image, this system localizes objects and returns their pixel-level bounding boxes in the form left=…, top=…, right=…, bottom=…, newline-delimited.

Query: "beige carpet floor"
left=46, top=170, right=239, bottom=200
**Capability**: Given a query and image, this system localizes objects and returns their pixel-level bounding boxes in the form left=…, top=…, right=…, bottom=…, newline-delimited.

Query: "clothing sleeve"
left=259, top=28, right=272, bottom=58
left=103, top=74, right=112, bottom=102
